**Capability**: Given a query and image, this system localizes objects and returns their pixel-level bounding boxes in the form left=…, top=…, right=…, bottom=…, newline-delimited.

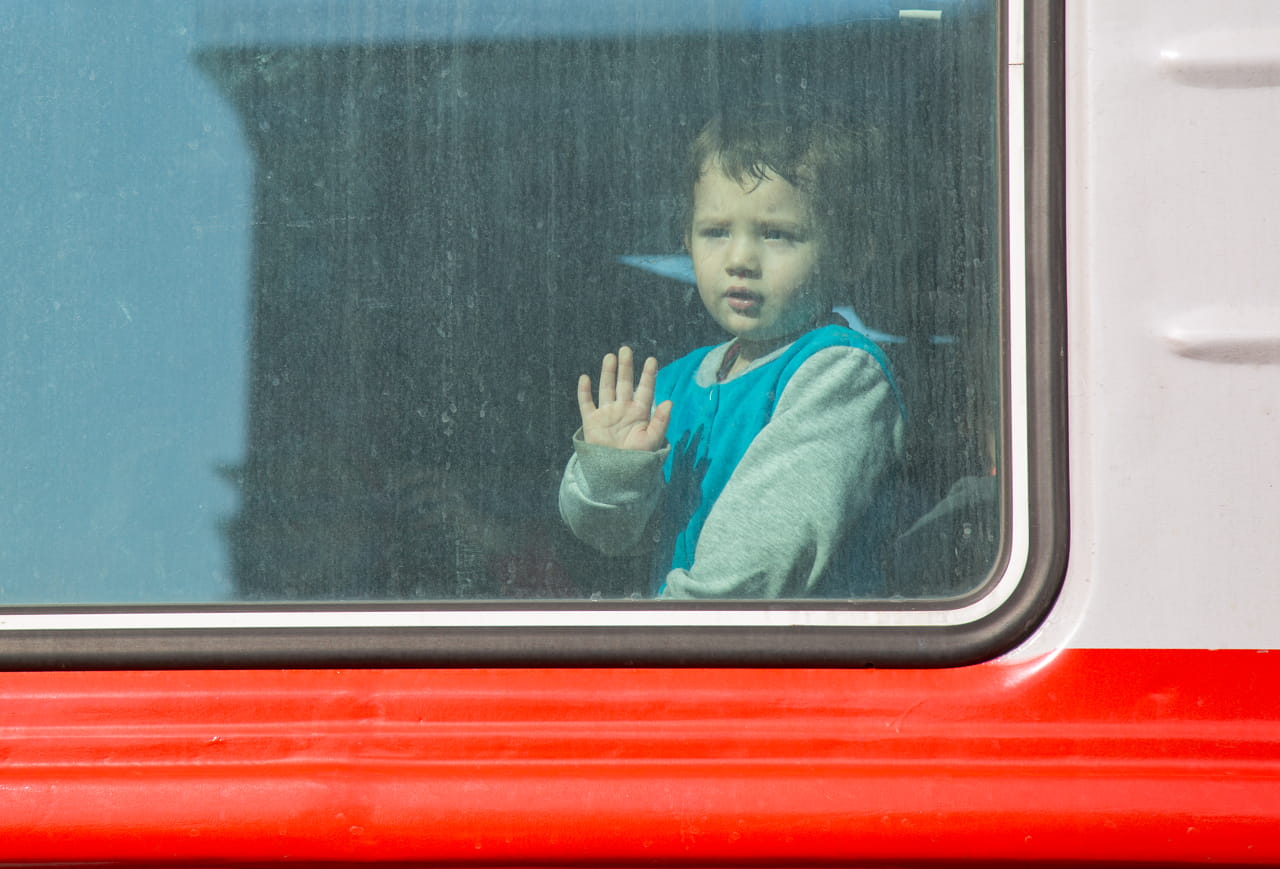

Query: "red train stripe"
left=0, top=648, right=1277, bottom=863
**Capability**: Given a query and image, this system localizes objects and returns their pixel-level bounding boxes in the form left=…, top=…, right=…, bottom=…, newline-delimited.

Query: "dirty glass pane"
left=1, top=1, right=1000, bottom=604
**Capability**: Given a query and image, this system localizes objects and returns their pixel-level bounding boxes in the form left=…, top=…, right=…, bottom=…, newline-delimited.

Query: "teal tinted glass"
left=2, top=1, right=1000, bottom=604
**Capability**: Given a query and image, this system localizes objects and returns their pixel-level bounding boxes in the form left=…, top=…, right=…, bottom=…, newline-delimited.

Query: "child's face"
left=687, top=163, right=828, bottom=348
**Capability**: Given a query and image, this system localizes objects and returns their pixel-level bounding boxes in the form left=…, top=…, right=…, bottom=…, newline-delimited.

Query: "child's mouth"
left=726, top=290, right=761, bottom=313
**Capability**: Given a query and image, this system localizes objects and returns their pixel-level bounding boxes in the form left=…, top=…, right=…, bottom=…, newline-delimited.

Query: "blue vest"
left=652, top=324, right=900, bottom=596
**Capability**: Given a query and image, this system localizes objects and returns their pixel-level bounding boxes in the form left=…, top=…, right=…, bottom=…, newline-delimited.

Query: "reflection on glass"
left=2, top=0, right=1000, bottom=604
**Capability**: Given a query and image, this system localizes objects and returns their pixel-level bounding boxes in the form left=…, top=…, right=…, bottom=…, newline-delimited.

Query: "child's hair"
left=684, top=105, right=879, bottom=289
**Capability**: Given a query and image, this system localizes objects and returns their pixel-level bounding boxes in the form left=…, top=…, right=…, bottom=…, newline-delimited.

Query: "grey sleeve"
left=557, top=431, right=668, bottom=556
left=660, top=346, right=905, bottom=599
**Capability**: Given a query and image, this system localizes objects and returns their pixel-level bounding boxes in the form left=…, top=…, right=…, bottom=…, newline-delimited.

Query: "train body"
left=2, top=1, right=1279, bottom=864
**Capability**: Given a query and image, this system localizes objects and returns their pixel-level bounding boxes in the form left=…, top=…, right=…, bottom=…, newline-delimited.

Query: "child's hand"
left=577, top=346, right=672, bottom=452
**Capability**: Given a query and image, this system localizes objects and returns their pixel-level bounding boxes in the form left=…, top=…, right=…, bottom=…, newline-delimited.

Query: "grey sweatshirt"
left=559, top=339, right=905, bottom=599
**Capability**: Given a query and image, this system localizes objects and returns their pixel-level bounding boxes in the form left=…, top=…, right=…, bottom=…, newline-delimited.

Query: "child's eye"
left=762, top=228, right=796, bottom=242
left=698, top=226, right=729, bottom=239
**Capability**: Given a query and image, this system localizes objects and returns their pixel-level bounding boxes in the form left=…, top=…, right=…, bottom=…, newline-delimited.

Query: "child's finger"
left=616, top=346, right=635, bottom=404
left=598, top=353, right=617, bottom=405
left=647, top=399, right=673, bottom=449
left=633, top=355, right=658, bottom=409
left=576, top=374, right=597, bottom=420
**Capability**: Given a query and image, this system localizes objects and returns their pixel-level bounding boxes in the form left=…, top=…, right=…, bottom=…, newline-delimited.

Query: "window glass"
left=1, top=0, right=1001, bottom=605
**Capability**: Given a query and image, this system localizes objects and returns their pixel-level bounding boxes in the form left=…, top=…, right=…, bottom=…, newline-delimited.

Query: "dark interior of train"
left=196, top=9, right=1000, bottom=601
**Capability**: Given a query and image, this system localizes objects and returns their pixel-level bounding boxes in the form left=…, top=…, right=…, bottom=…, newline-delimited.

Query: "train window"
left=0, top=1, right=1064, bottom=666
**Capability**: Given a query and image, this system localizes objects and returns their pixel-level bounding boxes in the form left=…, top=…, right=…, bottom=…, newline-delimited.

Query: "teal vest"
left=652, top=324, right=900, bottom=596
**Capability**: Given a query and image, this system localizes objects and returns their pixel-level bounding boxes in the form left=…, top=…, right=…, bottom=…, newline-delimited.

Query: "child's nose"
left=725, top=237, right=760, bottom=275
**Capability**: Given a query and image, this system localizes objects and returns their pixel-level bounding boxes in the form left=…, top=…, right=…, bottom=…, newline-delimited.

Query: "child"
left=559, top=109, right=905, bottom=599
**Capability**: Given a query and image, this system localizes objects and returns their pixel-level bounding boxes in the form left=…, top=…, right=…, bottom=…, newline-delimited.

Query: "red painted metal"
left=0, top=649, right=1277, bottom=865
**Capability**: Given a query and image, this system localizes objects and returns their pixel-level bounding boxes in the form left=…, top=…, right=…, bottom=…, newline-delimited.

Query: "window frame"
left=0, top=0, right=1066, bottom=670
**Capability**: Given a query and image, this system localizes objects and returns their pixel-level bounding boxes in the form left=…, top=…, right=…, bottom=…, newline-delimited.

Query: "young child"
left=559, top=109, right=905, bottom=599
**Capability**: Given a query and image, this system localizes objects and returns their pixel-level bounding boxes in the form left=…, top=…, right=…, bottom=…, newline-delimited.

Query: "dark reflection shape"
left=196, top=12, right=1000, bottom=601
left=893, top=474, right=1000, bottom=598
